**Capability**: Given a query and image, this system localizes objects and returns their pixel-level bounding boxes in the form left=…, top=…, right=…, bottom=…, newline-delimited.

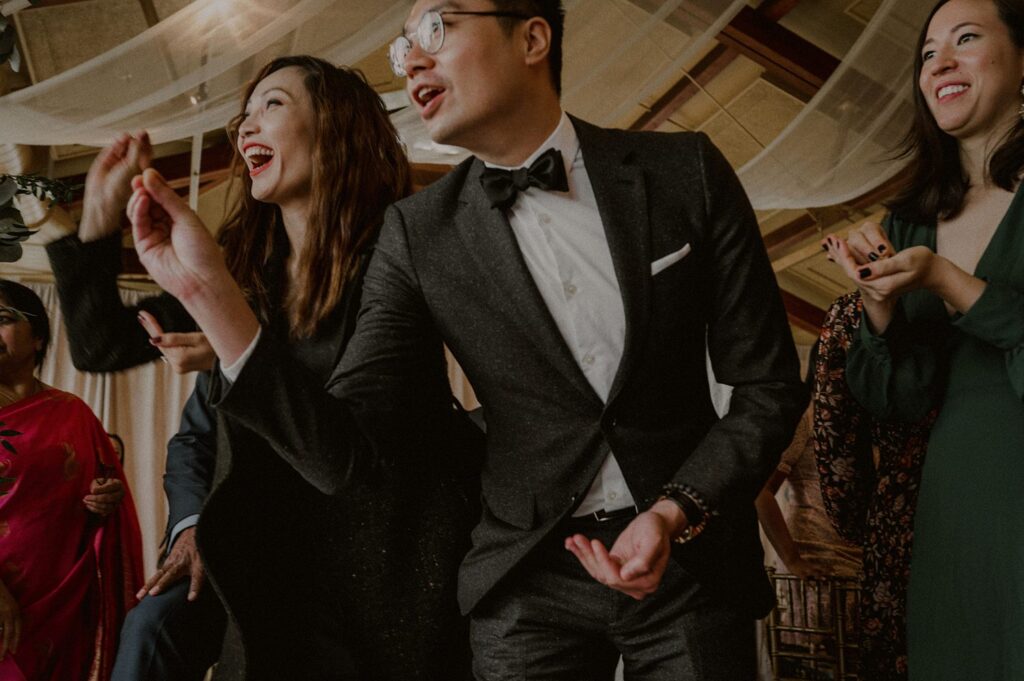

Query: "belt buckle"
left=592, top=504, right=638, bottom=522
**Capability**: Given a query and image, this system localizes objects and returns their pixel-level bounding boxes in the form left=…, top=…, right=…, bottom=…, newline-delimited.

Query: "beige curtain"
left=31, top=281, right=194, bottom=577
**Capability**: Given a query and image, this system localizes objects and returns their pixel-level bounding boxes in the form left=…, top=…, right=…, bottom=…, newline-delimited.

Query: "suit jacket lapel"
left=455, top=159, right=600, bottom=402
left=573, top=118, right=652, bottom=407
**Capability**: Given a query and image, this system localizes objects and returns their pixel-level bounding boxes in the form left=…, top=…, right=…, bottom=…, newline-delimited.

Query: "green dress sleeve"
left=954, top=279, right=1024, bottom=401
left=845, top=214, right=947, bottom=422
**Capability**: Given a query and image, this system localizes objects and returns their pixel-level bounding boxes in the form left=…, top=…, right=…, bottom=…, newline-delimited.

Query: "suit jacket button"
left=609, top=418, right=618, bottom=427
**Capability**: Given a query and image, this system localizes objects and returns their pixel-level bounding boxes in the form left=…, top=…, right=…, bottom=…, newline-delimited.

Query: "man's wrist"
left=650, top=498, right=688, bottom=536
left=659, top=483, right=713, bottom=544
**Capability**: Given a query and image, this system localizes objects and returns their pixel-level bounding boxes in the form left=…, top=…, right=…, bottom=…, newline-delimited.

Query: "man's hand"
left=138, top=310, right=216, bottom=373
left=565, top=500, right=686, bottom=600
left=83, top=478, right=125, bottom=516
left=80, top=131, right=152, bottom=242
left=0, top=579, right=20, bottom=658
left=138, top=527, right=206, bottom=602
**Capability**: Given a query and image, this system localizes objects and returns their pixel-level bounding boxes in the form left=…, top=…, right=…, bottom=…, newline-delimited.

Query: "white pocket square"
left=651, top=243, right=692, bottom=276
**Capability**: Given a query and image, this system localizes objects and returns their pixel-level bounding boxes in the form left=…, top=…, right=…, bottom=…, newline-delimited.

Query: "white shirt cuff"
left=168, top=514, right=200, bottom=550
left=220, top=328, right=262, bottom=383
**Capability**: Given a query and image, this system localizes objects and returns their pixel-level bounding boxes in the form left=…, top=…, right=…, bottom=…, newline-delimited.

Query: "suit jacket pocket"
left=482, top=489, right=536, bottom=531
left=651, top=243, right=692, bottom=276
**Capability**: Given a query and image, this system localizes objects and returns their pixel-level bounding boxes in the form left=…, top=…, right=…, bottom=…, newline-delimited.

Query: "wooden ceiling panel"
left=663, top=55, right=763, bottom=131
left=726, top=77, right=803, bottom=146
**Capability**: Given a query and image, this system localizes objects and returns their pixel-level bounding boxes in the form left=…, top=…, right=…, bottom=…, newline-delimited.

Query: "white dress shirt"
left=485, top=112, right=636, bottom=516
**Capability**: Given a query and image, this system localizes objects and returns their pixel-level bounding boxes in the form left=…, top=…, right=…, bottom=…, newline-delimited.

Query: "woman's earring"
left=1019, top=83, right=1024, bottom=122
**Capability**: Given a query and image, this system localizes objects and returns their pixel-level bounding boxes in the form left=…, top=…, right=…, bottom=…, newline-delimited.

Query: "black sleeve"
left=208, top=206, right=471, bottom=494
left=670, top=133, right=807, bottom=514
left=46, top=233, right=196, bottom=372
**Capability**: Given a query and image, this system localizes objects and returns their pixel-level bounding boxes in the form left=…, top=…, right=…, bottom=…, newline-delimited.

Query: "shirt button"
left=582, top=354, right=595, bottom=366
left=564, top=282, right=577, bottom=298
left=609, top=492, right=618, bottom=501
left=538, top=213, right=552, bottom=225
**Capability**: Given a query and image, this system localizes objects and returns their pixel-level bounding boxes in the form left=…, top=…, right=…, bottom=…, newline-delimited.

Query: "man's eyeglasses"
left=388, top=9, right=531, bottom=77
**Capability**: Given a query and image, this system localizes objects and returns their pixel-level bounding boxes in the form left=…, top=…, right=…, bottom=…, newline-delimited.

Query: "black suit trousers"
left=469, top=516, right=756, bottom=681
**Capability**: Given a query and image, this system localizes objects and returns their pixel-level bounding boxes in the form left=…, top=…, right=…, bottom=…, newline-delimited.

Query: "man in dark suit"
left=128, top=2, right=804, bottom=677
left=370, top=1, right=805, bottom=677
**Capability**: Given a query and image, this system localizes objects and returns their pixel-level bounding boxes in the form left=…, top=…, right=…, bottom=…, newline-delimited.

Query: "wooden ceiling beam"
left=629, top=43, right=736, bottom=131
left=757, top=0, right=802, bottom=22
left=629, top=0, right=821, bottom=131
left=781, top=289, right=826, bottom=335
left=716, top=6, right=839, bottom=101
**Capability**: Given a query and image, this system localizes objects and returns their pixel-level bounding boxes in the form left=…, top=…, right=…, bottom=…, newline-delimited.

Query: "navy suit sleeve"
left=670, top=134, right=807, bottom=515
left=162, top=372, right=217, bottom=548
left=46, top=233, right=196, bottom=372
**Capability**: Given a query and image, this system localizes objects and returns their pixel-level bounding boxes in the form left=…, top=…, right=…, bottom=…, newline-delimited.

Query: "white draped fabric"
left=737, top=0, right=934, bottom=209
left=0, top=0, right=410, bottom=146
left=0, top=0, right=748, bottom=160
left=0, top=0, right=935, bottom=209
left=1, top=0, right=943, bottom=206
left=31, top=282, right=194, bottom=576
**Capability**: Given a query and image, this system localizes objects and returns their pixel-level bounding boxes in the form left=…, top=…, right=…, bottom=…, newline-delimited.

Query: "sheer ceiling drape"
left=0, top=0, right=748, bottom=158
left=737, top=0, right=934, bottom=209
left=1, top=0, right=934, bottom=207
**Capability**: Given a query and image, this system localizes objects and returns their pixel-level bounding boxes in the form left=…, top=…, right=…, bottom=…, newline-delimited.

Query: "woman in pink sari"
left=0, top=280, right=143, bottom=680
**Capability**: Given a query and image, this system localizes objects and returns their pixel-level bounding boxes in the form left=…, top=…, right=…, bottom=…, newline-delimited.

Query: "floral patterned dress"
left=813, top=292, right=935, bottom=681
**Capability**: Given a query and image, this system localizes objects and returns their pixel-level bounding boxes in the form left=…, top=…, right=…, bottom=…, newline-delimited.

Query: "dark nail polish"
left=821, top=244, right=829, bottom=252
left=878, top=244, right=887, bottom=253
left=858, top=268, right=871, bottom=278
left=868, top=252, right=879, bottom=262
left=149, top=336, right=162, bottom=344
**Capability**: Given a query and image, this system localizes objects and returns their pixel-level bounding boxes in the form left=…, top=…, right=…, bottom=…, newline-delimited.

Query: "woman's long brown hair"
left=218, top=55, right=411, bottom=337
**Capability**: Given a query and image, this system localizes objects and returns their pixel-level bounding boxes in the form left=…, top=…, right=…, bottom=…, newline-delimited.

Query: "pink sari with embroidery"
left=0, top=388, right=143, bottom=681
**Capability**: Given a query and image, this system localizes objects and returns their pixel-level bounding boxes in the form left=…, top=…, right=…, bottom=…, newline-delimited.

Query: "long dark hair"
left=0, top=279, right=50, bottom=367
left=888, top=0, right=1024, bottom=223
left=219, top=56, right=412, bottom=337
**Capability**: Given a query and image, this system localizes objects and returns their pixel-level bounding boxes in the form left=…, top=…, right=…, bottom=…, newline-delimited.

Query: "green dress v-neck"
left=845, top=184, right=1024, bottom=680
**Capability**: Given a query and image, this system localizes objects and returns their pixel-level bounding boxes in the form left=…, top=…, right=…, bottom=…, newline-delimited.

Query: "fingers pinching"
left=848, top=220, right=893, bottom=262
left=845, top=230, right=877, bottom=265
left=141, top=168, right=188, bottom=220
left=129, top=130, right=153, bottom=170
left=858, top=220, right=894, bottom=259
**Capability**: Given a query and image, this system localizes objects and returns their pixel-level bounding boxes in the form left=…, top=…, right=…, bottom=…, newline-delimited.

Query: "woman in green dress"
left=823, top=0, right=1024, bottom=678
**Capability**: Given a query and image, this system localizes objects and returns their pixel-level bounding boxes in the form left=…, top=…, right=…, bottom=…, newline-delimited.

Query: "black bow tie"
left=479, top=147, right=569, bottom=210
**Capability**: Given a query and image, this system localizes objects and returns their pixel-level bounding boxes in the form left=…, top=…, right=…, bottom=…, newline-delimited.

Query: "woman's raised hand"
left=128, top=169, right=229, bottom=303
left=80, top=131, right=152, bottom=242
left=128, top=169, right=261, bottom=367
